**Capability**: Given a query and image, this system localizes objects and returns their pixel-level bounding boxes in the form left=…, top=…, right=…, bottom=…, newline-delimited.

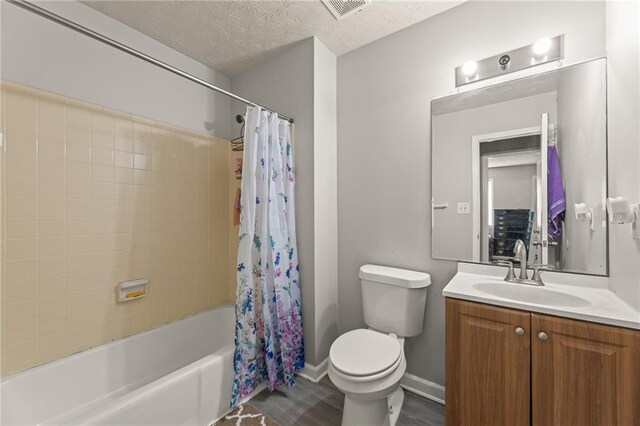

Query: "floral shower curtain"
left=230, top=107, right=304, bottom=407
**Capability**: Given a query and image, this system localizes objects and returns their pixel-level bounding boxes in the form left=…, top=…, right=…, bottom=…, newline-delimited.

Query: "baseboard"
left=400, top=372, right=445, bottom=405
left=297, top=360, right=444, bottom=406
left=296, top=357, right=329, bottom=383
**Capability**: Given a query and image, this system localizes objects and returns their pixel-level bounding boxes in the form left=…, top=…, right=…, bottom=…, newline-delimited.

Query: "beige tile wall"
left=0, top=81, right=231, bottom=375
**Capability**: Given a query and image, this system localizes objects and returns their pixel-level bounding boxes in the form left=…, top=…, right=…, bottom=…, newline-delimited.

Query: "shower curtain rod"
left=6, top=0, right=294, bottom=124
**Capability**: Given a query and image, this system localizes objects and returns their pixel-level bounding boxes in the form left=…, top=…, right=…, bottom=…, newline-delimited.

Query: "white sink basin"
left=443, top=264, right=640, bottom=329
left=472, top=282, right=592, bottom=308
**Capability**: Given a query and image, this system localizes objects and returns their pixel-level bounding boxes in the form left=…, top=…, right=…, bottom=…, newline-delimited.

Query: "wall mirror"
left=431, top=58, right=607, bottom=276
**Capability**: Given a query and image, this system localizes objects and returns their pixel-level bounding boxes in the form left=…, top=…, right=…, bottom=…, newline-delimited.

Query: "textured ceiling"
left=82, top=0, right=464, bottom=76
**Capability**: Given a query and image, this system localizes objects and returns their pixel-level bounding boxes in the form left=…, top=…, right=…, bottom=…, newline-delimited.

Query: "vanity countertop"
left=443, top=262, right=640, bottom=330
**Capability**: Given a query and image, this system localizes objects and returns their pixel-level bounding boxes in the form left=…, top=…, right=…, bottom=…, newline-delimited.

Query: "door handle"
left=431, top=199, right=449, bottom=229
left=537, top=331, right=549, bottom=341
left=532, top=240, right=558, bottom=247
left=515, top=327, right=525, bottom=336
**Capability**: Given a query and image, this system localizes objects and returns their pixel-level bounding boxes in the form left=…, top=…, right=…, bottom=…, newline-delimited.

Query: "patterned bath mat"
left=215, top=404, right=280, bottom=426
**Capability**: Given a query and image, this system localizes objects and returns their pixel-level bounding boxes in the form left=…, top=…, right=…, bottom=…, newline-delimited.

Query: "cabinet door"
left=446, top=298, right=531, bottom=426
left=532, top=314, right=640, bottom=426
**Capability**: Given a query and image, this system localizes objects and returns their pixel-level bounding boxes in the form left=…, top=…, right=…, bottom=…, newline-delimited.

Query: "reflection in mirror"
left=431, top=58, right=607, bottom=276
left=480, top=135, right=540, bottom=265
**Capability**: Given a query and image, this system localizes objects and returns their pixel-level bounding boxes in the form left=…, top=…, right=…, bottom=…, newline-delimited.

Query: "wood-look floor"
left=248, top=376, right=444, bottom=426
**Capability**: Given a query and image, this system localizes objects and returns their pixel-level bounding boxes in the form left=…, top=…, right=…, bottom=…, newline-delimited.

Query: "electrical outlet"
left=457, top=202, right=470, bottom=214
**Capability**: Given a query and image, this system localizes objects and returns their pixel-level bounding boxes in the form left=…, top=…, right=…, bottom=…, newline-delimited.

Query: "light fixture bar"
left=455, top=35, right=564, bottom=87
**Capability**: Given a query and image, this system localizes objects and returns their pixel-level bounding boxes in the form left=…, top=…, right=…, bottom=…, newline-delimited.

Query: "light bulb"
left=533, top=37, right=552, bottom=56
left=462, top=61, right=478, bottom=76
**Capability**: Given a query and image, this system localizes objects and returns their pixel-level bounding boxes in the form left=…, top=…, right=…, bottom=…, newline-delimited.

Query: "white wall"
left=337, top=1, right=606, bottom=387
left=1, top=1, right=232, bottom=139
left=490, top=165, right=537, bottom=210
left=312, top=39, right=338, bottom=363
left=230, top=37, right=339, bottom=366
left=606, top=1, right=640, bottom=309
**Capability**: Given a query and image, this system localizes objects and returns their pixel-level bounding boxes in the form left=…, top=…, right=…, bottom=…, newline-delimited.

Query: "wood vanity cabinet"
left=445, top=298, right=531, bottom=426
left=445, top=298, right=640, bottom=426
left=531, top=313, right=640, bottom=425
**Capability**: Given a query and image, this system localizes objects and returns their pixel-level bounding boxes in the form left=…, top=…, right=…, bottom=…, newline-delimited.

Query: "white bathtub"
left=1, top=305, right=236, bottom=426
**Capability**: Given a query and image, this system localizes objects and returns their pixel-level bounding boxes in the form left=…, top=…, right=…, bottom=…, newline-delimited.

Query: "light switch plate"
left=457, top=202, right=470, bottom=214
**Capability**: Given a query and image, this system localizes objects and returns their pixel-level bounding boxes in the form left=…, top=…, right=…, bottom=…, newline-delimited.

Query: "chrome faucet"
left=495, top=239, right=554, bottom=286
left=513, top=239, right=528, bottom=280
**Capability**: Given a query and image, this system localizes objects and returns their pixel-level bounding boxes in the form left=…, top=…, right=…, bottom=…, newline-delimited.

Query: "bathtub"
left=1, top=305, right=237, bottom=425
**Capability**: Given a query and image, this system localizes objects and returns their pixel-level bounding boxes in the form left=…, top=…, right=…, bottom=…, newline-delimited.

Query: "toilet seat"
left=329, top=329, right=401, bottom=377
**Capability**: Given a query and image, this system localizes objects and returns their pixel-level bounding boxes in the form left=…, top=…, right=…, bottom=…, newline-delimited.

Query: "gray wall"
left=1, top=1, right=232, bottom=139
left=312, top=39, right=339, bottom=364
left=337, top=1, right=606, bottom=387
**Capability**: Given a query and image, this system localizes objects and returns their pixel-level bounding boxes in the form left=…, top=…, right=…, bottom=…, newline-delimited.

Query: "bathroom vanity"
left=432, top=53, right=640, bottom=425
left=443, top=264, right=640, bottom=426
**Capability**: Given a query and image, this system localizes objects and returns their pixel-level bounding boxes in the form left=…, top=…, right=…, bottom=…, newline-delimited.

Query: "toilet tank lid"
left=359, top=265, right=431, bottom=288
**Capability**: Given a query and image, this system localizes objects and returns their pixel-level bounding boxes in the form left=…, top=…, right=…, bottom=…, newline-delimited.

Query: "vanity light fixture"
left=531, top=37, right=553, bottom=65
left=462, top=61, right=478, bottom=76
left=455, top=35, right=564, bottom=87
left=460, top=60, right=479, bottom=84
left=533, top=37, right=553, bottom=56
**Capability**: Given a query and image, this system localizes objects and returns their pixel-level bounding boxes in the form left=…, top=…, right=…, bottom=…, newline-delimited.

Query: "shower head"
left=235, top=114, right=244, bottom=124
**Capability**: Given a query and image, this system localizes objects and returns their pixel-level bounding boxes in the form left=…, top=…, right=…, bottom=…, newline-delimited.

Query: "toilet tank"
left=359, top=265, right=431, bottom=337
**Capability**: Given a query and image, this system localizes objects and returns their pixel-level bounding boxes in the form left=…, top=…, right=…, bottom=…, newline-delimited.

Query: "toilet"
left=328, top=265, right=431, bottom=426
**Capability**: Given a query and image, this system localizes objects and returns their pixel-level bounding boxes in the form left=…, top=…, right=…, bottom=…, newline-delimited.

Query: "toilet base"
left=388, top=386, right=404, bottom=426
left=341, top=387, right=404, bottom=426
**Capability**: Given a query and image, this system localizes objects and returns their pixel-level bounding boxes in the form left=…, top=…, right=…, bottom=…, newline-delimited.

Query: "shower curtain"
left=230, top=107, right=304, bottom=407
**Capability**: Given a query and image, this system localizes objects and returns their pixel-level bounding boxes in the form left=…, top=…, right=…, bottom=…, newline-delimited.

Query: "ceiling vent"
left=322, top=0, right=371, bottom=20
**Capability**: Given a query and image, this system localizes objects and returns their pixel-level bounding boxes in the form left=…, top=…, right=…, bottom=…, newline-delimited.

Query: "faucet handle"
left=532, top=263, right=556, bottom=282
left=495, top=260, right=516, bottom=281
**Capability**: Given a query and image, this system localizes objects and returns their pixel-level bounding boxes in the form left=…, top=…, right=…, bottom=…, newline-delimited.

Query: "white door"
left=539, top=113, right=550, bottom=265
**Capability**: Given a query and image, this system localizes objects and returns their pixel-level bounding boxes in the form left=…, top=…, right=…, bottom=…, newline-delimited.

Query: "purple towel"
left=547, top=146, right=566, bottom=240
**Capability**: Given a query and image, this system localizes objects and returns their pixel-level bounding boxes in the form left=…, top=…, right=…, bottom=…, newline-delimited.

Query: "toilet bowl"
left=328, top=265, right=431, bottom=425
left=328, top=328, right=407, bottom=426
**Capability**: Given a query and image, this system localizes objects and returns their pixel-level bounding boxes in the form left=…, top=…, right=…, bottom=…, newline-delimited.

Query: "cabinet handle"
left=537, top=331, right=549, bottom=341
left=515, top=327, right=525, bottom=336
